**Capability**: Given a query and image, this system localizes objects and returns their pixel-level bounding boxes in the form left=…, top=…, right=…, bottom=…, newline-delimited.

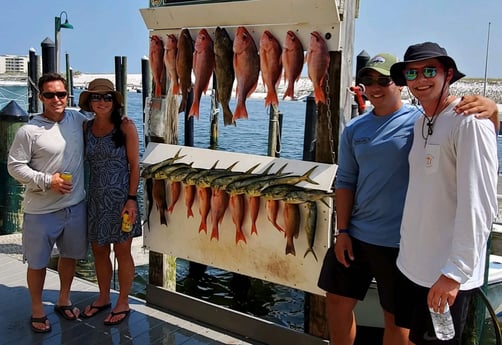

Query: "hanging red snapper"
left=233, top=26, right=260, bottom=121
left=259, top=30, right=282, bottom=108
left=282, top=31, right=304, bottom=100
left=307, top=31, right=330, bottom=104
left=149, top=35, right=166, bottom=97
left=164, top=34, right=179, bottom=96
left=189, top=29, right=215, bottom=119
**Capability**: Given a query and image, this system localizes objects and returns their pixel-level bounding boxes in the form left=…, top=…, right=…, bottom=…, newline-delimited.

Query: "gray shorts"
left=22, top=200, right=88, bottom=269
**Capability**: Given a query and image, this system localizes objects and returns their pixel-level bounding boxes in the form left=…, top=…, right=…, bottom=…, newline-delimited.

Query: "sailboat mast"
left=483, top=22, right=491, bottom=97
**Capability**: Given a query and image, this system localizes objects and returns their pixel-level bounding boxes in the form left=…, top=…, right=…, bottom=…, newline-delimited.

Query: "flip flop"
left=31, top=315, right=51, bottom=333
left=103, top=310, right=130, bottom=326
left=54, top=305, right=78, bottom=321
left=80, top=303, right=112, bottom=319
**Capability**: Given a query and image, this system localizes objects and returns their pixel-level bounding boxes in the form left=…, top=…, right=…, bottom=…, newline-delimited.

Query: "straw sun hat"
left=78, top=78, right=124, bottom=112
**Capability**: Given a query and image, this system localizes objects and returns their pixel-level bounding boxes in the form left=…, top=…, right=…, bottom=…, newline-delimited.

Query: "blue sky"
left=2, top=0, right=501, bottom=78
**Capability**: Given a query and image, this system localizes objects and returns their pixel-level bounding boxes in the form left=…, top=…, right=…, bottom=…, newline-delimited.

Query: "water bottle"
left=429, top=303, right=455, bottom=340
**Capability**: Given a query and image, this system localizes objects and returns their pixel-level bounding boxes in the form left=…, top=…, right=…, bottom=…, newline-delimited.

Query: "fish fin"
left=313, top=85, right=326, bottom=105
left=186, top=208, right=194, bottom=218
left=285, top=242, right=296, bottom=256
left=160, top=212, right=167, bottom=225
left=172, top=82, right=180, bottom=95
left=210, top=225, right=219, bottom=241
left=265, top=90, right=279, bottom=108
left=198, top=221, right=207, bottom=233
left=155, top=84, right=162, bottom=97
left=222, top=104, right=235, bottom=126
left=235, top=230, right=247, bottom=244
left=283, top=84, right=295, bottom=100
left=188, top=101, right=200, bottom=120
left=233, top=102, right=248, bottom=121
left=251, top=223, right=258, bottom=235
left=304, top=248, right=318, bottom=262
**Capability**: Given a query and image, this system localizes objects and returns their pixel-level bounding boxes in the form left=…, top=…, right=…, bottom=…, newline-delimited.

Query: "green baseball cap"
left=357, top=53, right=397, bottom=77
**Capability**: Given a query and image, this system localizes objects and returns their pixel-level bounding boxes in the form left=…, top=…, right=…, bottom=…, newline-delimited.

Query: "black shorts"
left=394, top=270, right=473, bottom=345
left=317, top=236, right=400, bottom=313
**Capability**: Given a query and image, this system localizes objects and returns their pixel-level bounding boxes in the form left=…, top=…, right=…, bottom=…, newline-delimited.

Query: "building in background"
left=0, top=55, right=28, bottom=74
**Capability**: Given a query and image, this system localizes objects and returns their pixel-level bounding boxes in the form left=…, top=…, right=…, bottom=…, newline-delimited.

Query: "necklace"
left=421, top=114, right=437, bottom=146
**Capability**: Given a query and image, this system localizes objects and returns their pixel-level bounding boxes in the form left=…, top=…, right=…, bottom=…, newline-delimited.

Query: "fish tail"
left=160, top=211, right=167, bottom=225
left=265, top=90, right=279, bottom=108
left=188, top=100, right=200, bottom=119
left=172, top=82, right=180, bottom=96
left=251, top=222, right=258, bottom=235
left=167, top=203, right=175, bottom=214
left=233, top=101, right=248, bottom=121
left=283, top=84, right=294, bottom=100
left=210, top=224, right=219, bottom=241
left=186, top=208, right=194, bottom=218
left=235, top=229, right=247, bottom=244
left=303, top=248, right=318, bottom=262
left=178, top=95, right=187, bottom=113
left=222, top=104, right=235, bottom=126
left=155, top=84, right=162, bottom=97
left=314, top=84, right=326, bottom=105
left=198, top=220, right=207, bottom=233
left=285, top=240, right=296, bottom=256
left=273, top=221, right=284, bottom=233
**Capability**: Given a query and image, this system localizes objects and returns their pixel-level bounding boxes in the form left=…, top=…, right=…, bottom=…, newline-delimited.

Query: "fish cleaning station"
left=139, top=0, right=357, bottom=343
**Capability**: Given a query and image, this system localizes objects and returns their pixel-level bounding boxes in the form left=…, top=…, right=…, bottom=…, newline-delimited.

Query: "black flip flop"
left=80, top=303, right=112, bottom=319
left=54, top=305, right=78, bottom=320
left=31, top=315, right=51, bottom=333
left=103, top=310, right=130, bottom=326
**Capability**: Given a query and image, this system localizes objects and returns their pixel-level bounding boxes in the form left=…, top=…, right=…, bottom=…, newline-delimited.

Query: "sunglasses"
left=90, top=93, right=114, bottom=102
left=404, top=67, right=437, bottom=81
left=42, top=91, right=68, bottom=99
left=359, top=76, right=392, bottom=87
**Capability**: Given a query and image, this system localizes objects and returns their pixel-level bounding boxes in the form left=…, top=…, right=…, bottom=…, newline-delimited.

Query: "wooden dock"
left=0, top=234, right=259, bottom=345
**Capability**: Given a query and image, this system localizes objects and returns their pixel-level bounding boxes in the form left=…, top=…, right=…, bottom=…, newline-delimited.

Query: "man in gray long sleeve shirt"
left=7, top=73, right=88, bottom=333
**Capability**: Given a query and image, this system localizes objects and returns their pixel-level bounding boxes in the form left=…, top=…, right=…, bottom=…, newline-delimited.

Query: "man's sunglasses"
left=42, top=91, right=68, bottom=99
left=90, top=93, right=114, bottom=102
left=404, top=67, right=437, bottom=81
left=359, top=76, right=392, bottom=87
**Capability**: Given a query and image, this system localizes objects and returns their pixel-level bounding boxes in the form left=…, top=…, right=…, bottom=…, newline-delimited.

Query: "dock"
left=0, top=233, right=258, bottom=345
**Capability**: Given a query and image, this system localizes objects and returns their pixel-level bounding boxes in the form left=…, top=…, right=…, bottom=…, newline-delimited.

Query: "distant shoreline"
left=2, top=73, right=502, bottom=103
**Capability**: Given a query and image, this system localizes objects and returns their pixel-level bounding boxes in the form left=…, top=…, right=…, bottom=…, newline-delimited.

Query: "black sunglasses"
left=359, top=76, right=392, bottom=87
left=42, top=91, right=68, bottom=99
left=90, top=93, right=114, bottom=102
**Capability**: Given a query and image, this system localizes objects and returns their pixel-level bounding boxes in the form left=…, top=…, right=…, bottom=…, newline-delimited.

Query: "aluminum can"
left=61, top=172, right=72, bottom=183
left=122, top=212, right=133, bottom=232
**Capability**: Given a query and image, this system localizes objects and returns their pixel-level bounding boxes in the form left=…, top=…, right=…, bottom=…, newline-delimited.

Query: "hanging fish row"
left=149, top=27, right=330, bottom=126
left=142, top=155, right=333, bottom=259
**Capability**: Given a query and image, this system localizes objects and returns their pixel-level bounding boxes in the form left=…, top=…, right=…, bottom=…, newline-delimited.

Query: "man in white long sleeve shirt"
left=390, top=42, right=498, bottom=345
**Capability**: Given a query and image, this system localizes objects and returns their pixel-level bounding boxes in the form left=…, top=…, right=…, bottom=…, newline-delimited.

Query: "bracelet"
left=127, top=195, right=137, bottom=201
left=336, top=229, right=349, bottom=236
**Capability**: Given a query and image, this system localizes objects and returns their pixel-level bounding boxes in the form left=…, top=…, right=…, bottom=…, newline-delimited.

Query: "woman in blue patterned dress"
left=78, top=79, right=141, bottom=325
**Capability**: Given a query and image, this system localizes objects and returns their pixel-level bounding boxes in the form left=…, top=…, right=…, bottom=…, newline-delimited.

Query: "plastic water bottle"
left=429, top=303, right=455, bottom=340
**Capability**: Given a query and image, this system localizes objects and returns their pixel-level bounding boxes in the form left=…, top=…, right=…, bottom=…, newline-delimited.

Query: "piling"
left=0, top=101, right=29, bottom=234
left=41, top=38, right=56, bottom=74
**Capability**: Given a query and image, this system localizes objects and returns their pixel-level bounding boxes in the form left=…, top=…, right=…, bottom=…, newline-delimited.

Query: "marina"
left=1, top=0, right=502, bottom=344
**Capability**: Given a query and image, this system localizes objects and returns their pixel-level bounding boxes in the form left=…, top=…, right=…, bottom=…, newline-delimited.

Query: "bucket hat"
left=78, top=78, right=124, bottom=111
left=357, top=53, right=397, bottom=78
left=390, top=42, right=465, bottom=86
